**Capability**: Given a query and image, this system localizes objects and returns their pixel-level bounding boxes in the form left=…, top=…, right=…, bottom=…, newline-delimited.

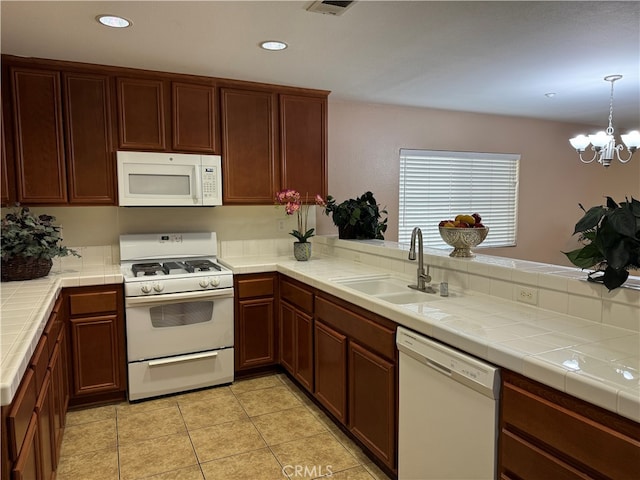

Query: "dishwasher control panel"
left=396, top=326, right=500, bottom=399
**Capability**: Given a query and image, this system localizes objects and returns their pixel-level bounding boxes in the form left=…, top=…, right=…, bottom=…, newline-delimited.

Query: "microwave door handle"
left=194, top=166, right=203, bottom=204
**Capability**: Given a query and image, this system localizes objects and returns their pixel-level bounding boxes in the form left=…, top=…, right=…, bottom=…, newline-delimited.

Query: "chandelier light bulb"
left=568, top=75, right=638, bottom=167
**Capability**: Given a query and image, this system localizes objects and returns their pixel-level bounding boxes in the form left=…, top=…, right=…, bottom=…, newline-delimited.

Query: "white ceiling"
left=2, top=1, right=639, bottom=129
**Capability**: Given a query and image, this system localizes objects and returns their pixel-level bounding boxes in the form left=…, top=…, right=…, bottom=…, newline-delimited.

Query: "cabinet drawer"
left=316, top=296, right=395, bottom=360
left=280, top=277, right=313, bottom=314
left=43, top=311, right=59, bottom=358
left=30, top=336, right=49, bottom=393
left=501, top=429, right=589, bottom=480
left=237, top=275, right=275, bottom=299
left=502, top=381, right=640, bottom=478
left=68, top=290, right=118, bottom=316
left=6, top=369, right=37, bottom=462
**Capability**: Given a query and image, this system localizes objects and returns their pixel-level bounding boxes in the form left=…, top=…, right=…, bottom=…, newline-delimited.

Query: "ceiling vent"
left=306, top=1, right=356, bottom=16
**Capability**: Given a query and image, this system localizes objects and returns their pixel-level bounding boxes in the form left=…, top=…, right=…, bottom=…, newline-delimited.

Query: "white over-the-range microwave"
left=117, top=151, right=223, bottom=207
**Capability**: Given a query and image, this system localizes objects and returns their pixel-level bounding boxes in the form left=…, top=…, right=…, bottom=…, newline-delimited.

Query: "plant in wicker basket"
left=1, top=206, right=80, bottom=282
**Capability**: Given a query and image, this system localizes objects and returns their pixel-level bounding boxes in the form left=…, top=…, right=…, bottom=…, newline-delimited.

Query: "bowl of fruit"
left=438, top=213, right=488, bottom=257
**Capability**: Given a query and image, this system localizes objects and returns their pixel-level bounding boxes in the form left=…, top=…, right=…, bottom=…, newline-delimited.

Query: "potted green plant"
left=324, top=191, right=388, bottom=240
left=275, top=189, right=326, bottom=261
left=1, top=206, right=80, bottom=281
left=563, top=196, right=639, bottom=290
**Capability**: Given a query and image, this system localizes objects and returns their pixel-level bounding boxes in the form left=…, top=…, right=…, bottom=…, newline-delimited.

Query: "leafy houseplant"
left=1, top=206, right=80, bottom=281
left=563, top=196, right=640, bottom=290
left=324, top=191, right=388, bottom=240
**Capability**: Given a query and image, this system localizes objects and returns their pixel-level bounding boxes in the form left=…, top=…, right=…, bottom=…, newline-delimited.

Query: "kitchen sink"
left=333, top=274, right=440, bottom=304
left=375, top=291, right=440, bottom=304
left=333, top=275, right=411, bottom=295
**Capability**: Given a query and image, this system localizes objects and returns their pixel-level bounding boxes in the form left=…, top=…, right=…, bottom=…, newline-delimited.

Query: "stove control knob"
left=153, top=283, right=164, bottom=292
left=199, top=278, right=210, bottom=289
left=210, top=277, right=220, bottom=287
left=140, top=284, right=152, bottom=294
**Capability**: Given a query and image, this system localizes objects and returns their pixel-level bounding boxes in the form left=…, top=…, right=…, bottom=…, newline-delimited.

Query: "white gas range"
left=120, top=232, right=234, bottom=401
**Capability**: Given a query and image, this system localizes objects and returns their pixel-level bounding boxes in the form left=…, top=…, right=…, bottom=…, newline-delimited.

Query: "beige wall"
left=7, top=99, right=638, bottom=267
left=318, top=100, right=640, bottom=266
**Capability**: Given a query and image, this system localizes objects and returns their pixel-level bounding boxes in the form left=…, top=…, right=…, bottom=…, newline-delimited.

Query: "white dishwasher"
left=396, top=326, right=500, bottom=480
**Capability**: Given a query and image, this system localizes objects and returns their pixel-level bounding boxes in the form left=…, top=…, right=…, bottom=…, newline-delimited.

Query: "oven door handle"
left=125, top=288, right=234, bottom=307
left=148, top=351, right=219, bottom=367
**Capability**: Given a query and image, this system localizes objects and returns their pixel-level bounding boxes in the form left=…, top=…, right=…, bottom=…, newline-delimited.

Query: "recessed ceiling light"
left=96, top=14, right=131, bottom=28
left=260, top=40, right=288, bottom=51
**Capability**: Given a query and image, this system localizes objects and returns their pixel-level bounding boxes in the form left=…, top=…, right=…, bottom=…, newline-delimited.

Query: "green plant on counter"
left=563, top=196, right=640, bottom=290
left=1, top=206, right=80, bottom=261
left=324, top=191, right=388, bottom=240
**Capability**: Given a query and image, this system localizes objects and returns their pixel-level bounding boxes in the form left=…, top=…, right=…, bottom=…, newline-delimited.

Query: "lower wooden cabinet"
left=11, top=412, right=40, bottom=480
left=280, top=300, right=314, bottom=392
left=499, top=369, right=640, bottom=479
left=279, top=276, right=315, bottom=392
left=314, top=293, right=398, bottom=472
left=348, top=341, right=396, bottom=467
left=2, top=295, right=67, bottom=480
left=234, top=273, right=278, bottom=371
left=314, top=320, right=347, bottom=423
left=65, top=285, right=126, bottom=406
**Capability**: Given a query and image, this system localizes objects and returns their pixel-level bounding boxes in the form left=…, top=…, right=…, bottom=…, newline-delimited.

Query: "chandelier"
left=569, top=75, right=640, bottom=167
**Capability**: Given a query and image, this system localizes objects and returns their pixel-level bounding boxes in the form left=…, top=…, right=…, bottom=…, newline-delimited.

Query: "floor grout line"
left=57, top=373, right=390, bottom=480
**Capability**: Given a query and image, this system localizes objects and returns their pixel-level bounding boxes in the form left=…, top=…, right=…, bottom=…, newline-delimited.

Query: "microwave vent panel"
left=306, top=1, right=356, bottom=16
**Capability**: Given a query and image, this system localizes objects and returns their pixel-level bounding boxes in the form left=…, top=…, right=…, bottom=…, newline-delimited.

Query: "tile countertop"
left=220, top=252, right=640, bottom=423
left=0, top=248, right=123, bottom=406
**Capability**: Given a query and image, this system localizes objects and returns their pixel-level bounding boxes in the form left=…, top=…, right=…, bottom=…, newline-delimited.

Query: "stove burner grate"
left=184, top=260, right=221, bottom=273
left=132, top=262, right=163, bottom=277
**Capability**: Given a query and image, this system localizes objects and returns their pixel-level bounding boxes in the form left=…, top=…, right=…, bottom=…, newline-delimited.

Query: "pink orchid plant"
left=276, top=189, right=326, bottom=243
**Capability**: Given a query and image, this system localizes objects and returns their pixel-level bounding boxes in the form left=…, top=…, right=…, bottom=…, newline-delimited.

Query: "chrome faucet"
left=408, top=227, right=436, bottom=293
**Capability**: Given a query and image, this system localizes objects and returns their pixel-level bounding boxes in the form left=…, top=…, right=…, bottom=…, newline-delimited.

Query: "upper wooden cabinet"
left=10, top=67, right=67, bottom=204
left=172, top=82, right=218, bottom=153
left=63, top=73, right=115, bottom=204
left=117, top=77, right=167, bottom=151
left=117, top=77, right=219, bottom=153
left=2, top=58, right=116, bottom=205
left=221, top=88, right=279, bottom=204
left=280, top=94, right=327, bottom=199
left=1, top=54, right=328, bottom=206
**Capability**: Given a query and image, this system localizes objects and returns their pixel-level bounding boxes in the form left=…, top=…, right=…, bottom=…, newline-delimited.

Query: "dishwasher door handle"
left=425, top=358, right=452, bottom=377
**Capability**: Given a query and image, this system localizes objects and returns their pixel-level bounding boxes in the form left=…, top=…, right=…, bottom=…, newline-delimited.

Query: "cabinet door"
left=11, top=67, right=67, bottom=203
left=1, top=95, right=15, bottom=205
left=35, top=371, right=55, bottom=479
left=295, top=310, right=314, bottom=392
left=63, top=73, right=115, bottom=204
left=348, top=341, right=396, bottom=469
left=236, top=297, right=276, bottom=370
left=48, top=342, right=64, bottom=456
left=6, top=369, right=37, bottom=463
left=70, top=315, right=122, bottom=396
left=279, top=94, right=327, bottom=198
left=117, top=77, right=166, bottom=150
left=279, top=301, right=296, bottom=375
left=314, top=320, right=347, bottom=424
left=11, top=413, right=40, bottom=480
left=221, top=88, right=278, bottom=204
left=172, top=82, right=218, bottom=153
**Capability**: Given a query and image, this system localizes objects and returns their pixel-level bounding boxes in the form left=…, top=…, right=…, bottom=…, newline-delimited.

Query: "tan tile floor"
left=57, top=373, right=393, bottom=480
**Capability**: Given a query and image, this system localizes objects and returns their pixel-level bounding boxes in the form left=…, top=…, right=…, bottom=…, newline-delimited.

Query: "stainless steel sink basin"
left=334, top=275, right=440, bottom=304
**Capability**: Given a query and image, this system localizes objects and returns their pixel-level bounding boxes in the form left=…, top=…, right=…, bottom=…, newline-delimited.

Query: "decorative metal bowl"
left=439, top=227, right=489, bottom=258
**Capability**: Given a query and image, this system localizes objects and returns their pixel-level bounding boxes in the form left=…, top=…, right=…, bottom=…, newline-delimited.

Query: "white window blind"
left=399, top=149, right=520, bottom=249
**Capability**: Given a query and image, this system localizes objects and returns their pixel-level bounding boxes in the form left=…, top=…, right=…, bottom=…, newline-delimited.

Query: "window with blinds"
left=398, top=149, right=520, bottom=248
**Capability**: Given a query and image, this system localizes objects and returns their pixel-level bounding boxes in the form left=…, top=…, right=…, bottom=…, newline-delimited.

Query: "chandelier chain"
left=606, top=78, right=615, bottom=135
